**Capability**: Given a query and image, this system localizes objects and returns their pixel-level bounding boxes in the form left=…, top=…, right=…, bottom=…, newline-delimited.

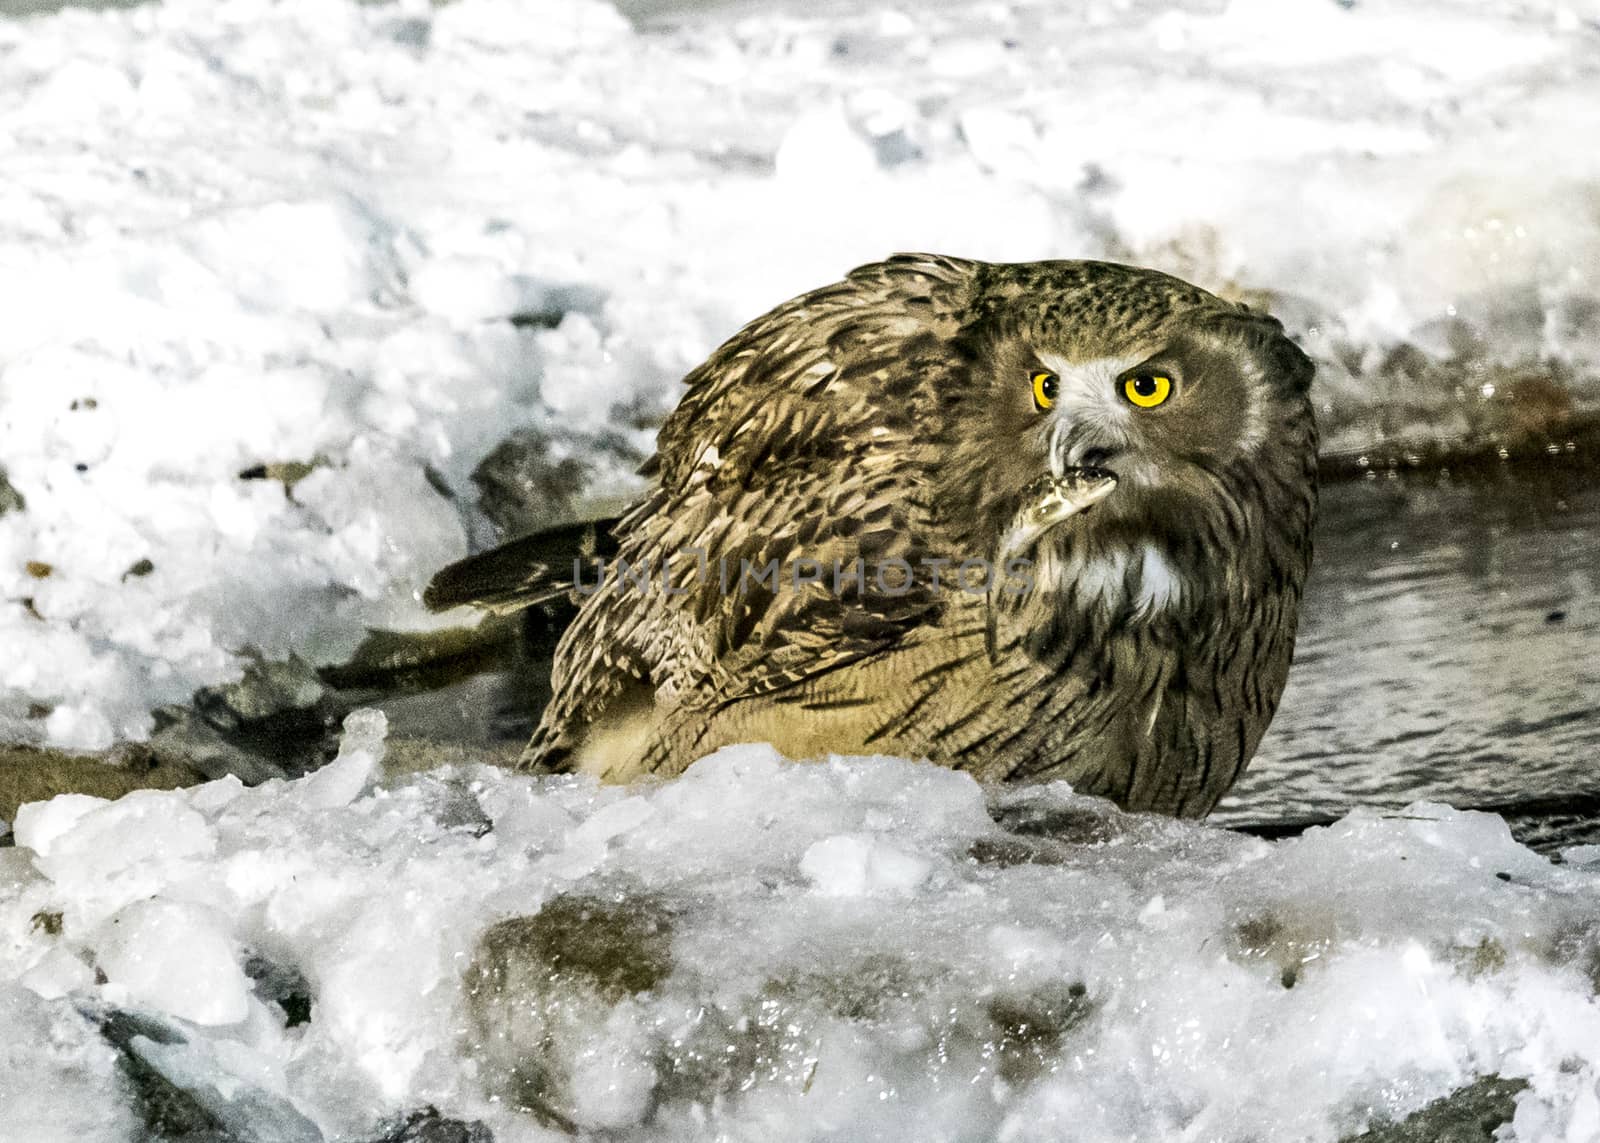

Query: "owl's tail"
left=423, top=517, right=620, bottom=616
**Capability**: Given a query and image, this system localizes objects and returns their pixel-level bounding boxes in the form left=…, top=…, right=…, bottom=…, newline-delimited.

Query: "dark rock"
left=463, top=892, right=677, bottom=1130
left=1346, top=1074, right=1528, bottom=1142
left=244, top=955, right=315, bottom=1029
left=0, top=466, right=23, bottom=516
left=987, top=981, right=1095, bottom=1085
left=986, top=786, right=1131, bottom=845
left=195, top=655, right=330, bottom=730
left=470, top=428, right=589, bottom=539
left=384, top=18, right=431, bottom=50
left=504, top=280, right=605, bottom=331
left=659, top=953, right=922, bottom=1107
left=1226, top=909, right=1334, bottom=990
left=369, top=1107, right=492, bottom=1143
left=82, top=1003, right=325, bottom=1143
left=966, top=833, right=1073, bottom=868
left=187, top=655, right=347, bottom=779
left=145, top=708, right=294, bottom=786
left=432, top=781, right=493, bottom=838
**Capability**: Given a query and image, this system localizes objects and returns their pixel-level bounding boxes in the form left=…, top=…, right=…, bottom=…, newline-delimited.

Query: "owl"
left=427, top=255, right=1317, bottom=817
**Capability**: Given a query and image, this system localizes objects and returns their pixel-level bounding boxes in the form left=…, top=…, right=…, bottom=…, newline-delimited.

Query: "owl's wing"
left=529, top=253, right=979, bottom=766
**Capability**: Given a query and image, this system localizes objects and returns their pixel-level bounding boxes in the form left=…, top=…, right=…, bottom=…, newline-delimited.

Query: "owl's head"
left=935, top=260, right=1318, bottom=628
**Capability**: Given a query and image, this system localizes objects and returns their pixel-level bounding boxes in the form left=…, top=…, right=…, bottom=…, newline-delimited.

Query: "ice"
left=96, top=899, right=252, bottom=1026
left=774, top=107, right=880, bottom=184
left=0, top=987, right=139, bottom=1143
left=1, top=0, right=1597, bottom=746
left=295, top=708, right=388, bottom=810
left=87, top=1004, right=325, bottom=1143
left=0, top=737, right=1597, bottom=1139
left=799, top=833, right=934, bottom=896
left=13, top=788, right=218, bottom=917
left=408, top=257, right=524, bottom=327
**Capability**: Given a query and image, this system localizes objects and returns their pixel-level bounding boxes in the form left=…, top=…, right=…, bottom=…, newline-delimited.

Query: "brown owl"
left=426, top=255, right=1317, bottom=817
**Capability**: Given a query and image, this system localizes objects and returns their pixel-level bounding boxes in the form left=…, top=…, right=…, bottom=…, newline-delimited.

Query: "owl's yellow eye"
left=1031, top=370, right=1058, bottom=411
left=1123, top=373, right=1172, bottom=409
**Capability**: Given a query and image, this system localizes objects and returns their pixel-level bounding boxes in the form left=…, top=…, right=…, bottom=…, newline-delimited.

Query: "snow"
left=1, top=0, right=1598, bottom=749
left=2, top=724, right=1599, bottom=1140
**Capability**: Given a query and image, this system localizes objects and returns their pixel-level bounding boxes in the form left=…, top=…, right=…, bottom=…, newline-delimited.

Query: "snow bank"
left=2, top=722, right=1600, bottom=1141
left=2, top=0, right=1598, bottom=748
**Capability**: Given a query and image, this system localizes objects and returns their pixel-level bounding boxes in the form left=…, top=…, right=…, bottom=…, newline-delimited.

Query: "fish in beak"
left=986, top=465, right=1118, bottom=660
left=998, top=466, right=1119, bottom=564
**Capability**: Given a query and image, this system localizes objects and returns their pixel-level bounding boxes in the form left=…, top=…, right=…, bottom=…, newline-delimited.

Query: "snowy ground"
left=2, top=0, right=1599, bottom=750
left=2, top=717, right=1599, bottom=1142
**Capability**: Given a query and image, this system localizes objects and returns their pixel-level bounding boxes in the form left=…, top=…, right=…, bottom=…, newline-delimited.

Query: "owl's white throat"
left=1038, top=540, right=1185, bottom=617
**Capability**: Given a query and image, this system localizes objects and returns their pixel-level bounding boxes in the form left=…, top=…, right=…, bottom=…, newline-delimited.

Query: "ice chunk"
left=88, top=1004, right=324, bottom=1143
left=800, top=834, right=932, bottom=897
left=187, top=199, right=388, bottom=313
left=409, top=256, right=521, bottom=326
left=297, top=708, right=387, bottom=810
left=959, top=107, right=1042, bottom=177
left=18, top=946, right=96, bottom=1001
left=95, top=899, right=250, bottom=1026
left=15, top=789, right=217, bottom=918
left=774, top=108, right=879, bottom=184
left=43, top=703, right=115, bottom=753
left=11, top=793, right=111, bottom=858
left=0, top=987, right=138, bottom=1143
left=1560, top=844, right=1600, bottom=868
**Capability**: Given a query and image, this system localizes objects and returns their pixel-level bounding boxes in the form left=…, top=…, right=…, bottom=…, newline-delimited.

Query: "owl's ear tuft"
left=1216, top=312, right=1315, bottom=398
left=1269, top=334, right=1316, bottom=397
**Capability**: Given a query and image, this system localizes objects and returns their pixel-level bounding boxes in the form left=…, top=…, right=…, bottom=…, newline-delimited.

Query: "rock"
left=243, top=954, right=314, bottom=1030
left=0, top=466, right=23, bottom=516
left=145, top=709, right=294, bottom=786
left=368, top=1107, right=493, bottom=1143
left=194, top=655, right=331, bottom=731
left=470, top=428, right=589, bottom=539
left=83, top=1003, right=325, bottom=1143
left=0, top=745, right=197, bottom=834
left=1345, top=1074, right=1528, bottom=1142
left=463, top=893, right=677, bottom=1131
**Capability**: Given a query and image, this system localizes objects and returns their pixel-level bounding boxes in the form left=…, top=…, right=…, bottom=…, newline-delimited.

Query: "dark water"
left=1215, top=459, right=1600, bottom=849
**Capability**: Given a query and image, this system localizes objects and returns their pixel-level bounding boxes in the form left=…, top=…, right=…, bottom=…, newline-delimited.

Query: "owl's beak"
left=1048, top=416, right=1128, bottom=480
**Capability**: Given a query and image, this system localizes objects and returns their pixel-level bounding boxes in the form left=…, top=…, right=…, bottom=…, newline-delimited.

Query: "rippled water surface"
left=1216, top=459, right=1600, bottom=846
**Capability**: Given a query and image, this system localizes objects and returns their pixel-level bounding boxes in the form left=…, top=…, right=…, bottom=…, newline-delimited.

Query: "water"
left=1216, top=456, right=1600, bottom=848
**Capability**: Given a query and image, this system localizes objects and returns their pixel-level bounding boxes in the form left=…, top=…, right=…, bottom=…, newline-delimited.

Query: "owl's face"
left=941, top=290, right=1316, bottom=624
